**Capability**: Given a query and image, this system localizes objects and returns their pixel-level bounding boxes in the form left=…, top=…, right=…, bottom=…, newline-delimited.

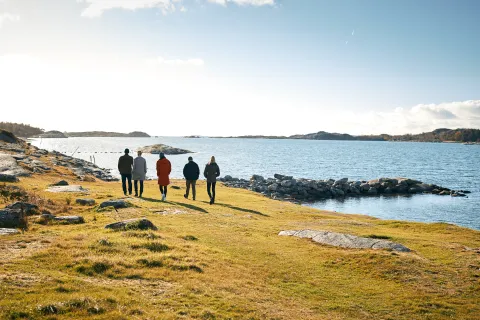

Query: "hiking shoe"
left=209, top=198, right=214, bottom=205
left=184, top=194, right=188, bottom=199
left=161, top=194, right=166, bottom=201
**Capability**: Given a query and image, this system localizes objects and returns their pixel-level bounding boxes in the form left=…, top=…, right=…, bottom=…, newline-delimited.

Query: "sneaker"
left=184, top=194, right=188, bottom=199
left=139, top=194, right=142, bottom=198
left=134, top=194, right=138, bottom=197
left=162, top=194, right=166, bottom=201
left=209, top=198, right=213, bottom=205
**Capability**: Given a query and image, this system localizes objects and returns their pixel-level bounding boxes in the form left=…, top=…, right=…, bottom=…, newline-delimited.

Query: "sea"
left=30, top=137, right=480, bottom=230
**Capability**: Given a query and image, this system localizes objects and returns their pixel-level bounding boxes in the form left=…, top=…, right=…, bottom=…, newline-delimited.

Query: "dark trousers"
left=185, top=180, right=197, bottom=199
left=134, top=180, right=144, bottom=196
left=207, top=182, right=216, bottom=200
left=160, top=185, right=168, bottom=196
left=121, top=174, right=132, bottom=195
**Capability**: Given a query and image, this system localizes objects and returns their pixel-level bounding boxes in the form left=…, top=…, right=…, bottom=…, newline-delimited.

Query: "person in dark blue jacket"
left=183, top=156, right=200, bottom=200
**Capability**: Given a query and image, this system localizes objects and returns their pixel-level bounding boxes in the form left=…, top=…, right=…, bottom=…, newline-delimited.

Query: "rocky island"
left=138, top=144, right=193, bottom=155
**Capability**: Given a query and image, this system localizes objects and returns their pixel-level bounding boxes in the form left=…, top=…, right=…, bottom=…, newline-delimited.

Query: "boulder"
left=268, top=183, right=279, bottom=192
left=99, top=200, right=128, bottom=209
left=51, top=180, right=69, bottom=186
left=274, top=174, right=293, bottom=181
left=54, top=216, right=85, bottom=224
left=250, top=175, right=265, bottom=182
left=367, top=187, right=378, bottom=195
left=0, top=228, right=20, bottom=236
left=224, top=175, right=233, bottom=182
left=46, top=185, right=88, bottom=193
left=0, top=173, right=19, bottom=182
left=76, top=199, right=96, bottom=206
left=105, top=218, right=157, bottom=231
left=6, top=202, right=39, bottom=215
left=0, top=209, right=27, bottom=228
left=336, top=178, right=349, bottom=184
left=0, top=130, right=19, bottom=143
left=279, top=230, right=410, bottom=252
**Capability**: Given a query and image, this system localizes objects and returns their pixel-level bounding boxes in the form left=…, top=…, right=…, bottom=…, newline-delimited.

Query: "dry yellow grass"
left=1, top=166, right=479, bottom=319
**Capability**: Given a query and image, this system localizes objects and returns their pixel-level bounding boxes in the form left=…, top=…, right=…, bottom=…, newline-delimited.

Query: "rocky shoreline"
left=0, top=133, right=118, bottom=182
left=219, top=174, right=470, bottom=203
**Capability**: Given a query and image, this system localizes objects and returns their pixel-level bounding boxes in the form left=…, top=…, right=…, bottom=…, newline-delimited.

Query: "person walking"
left=132, top=150, right=147, bottom=197
left=183, top=156, right=200, bottom=200
left=156, top=152, right=171, bottom=201
left=118, top=148, right=133, bottom=196
left=204, top=156, right=220, bottom=205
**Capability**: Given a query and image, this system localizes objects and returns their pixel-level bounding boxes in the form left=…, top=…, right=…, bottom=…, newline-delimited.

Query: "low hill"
left=36, top=131, right=68, bottom=138
left=0, top=122, right=44, bottom=138
left=65, top=131, right=150, bottom=138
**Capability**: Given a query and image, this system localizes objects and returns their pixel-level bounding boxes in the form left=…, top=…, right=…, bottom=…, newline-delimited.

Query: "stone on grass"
left=53, top=216, right=85, bottom=224
left=105, top=218, right=157, bottom=231
left=99, top=200, right=128, bottom=209
left=0, top=228, right=20, bottom=236
left=0, top=173, right=19, bottom=182
left=0, top=209, right=27, bottom=228
left=279, top=230, right=410, bottom=252
left=51, top=180, right=69, bottom=186
left=6, top=202, right=39, bottom=215
left=46, top=185, right=88, bottom=193
left=76, top=198, right=96, bottom=206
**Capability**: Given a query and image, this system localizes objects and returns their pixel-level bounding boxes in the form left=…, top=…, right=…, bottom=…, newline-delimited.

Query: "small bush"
left=55, top=286, right=74, bottom=293
left=171, top=265, right=203, bottom=273
left=132, top=242, right=170, bottom=252
left=98, top=238, right=112, bottom=246
left=37, top=304, right=60, bottom=315
left=183, top=235, right=198, bottom=241
left=137, top=259, right=163, bottom=268
left=123, top=231, right=160, bottom=239
left=8, top=311, right=31, bottom=320
left=75, top=261, right=112, bottom=276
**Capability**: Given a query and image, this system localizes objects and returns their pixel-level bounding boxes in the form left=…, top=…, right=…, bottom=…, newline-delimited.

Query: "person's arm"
left=144, top=159, right=147, bottom=173
left=204, top=165, right=208, bottom=178
left=156, top=161, right=160, bottom=177
left=216, top=164, right=220, bottom=177
left=118, top=157, right=121, bottom=172
left=132, top=159, right=137, bottom=172
left=183, top=165, right=187, bottom=179
left=168, top=160, right=172, bottom=175
left=195, top=164, right=200, bottom=179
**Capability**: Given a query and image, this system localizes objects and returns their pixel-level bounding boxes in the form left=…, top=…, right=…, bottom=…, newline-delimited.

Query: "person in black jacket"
left=204, top=156, right=220, bottom=205
left=183, top=156, right=200, bottom=200
left=118, top=148, right=133, bottom=196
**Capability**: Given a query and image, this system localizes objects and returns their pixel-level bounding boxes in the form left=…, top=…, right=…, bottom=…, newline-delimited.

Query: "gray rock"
left=224, top=175, right=233, bottom=182
left=0, top=228, right=20, bottom=236
left=105, top=218, right=157, bottom=231
left=268, top=183, right=279, bottom=191
left=76, top=198, right=96, bottom=206
left=279, top=230, right=410, bottom=252
left=99, top=200, right=128, bottom=209
left=0, top=173, right=19, bottom=182
left=367, top=187, right=378, bottom=195
left=54, top=216, right=85, bottom=224
left=138, top=144, right=193, bottom=155
left=46, top=185, right=88, bottom=193
left=0, top=153, right=30, bottom=177
left=6, top=202, right=39, bottom=215
left=274, top=174, right=293, bottom=181
left=0, top=209, right=26, bottom=228
left=336, top=178, right=349, bottom=184
left=51, top=180, right=69, bottom=186
left=250, top=175, right=265, bottom=182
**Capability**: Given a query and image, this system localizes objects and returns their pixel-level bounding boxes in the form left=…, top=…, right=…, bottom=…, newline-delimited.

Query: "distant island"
left=218, top=128, right=480, bottom=143
left=138, top=144, right=193, bottom=155
left=65, top=131, right=150, bottom=138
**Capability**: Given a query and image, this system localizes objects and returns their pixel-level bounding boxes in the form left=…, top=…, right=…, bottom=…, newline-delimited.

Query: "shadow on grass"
left=141, top=197, right=208, bottom=214
left=202, top=201, right=269, bottom=217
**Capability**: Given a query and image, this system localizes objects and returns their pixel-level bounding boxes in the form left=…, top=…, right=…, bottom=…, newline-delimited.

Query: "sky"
left=1, top=0, right=479, bottom=136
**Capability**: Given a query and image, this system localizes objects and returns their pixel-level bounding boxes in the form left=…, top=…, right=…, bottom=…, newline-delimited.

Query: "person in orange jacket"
left=156, top=152, right=171, bottom=201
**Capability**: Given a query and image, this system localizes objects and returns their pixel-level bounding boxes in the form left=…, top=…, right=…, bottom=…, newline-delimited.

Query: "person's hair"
left=159, top=152, right=165, bottom=159
left=124, top=148, right=129, bottom=154
left=188, top=156, right=193, bottom=161
left=209, top=156, right=216, bottom=164
left=137, top=150, right=142, bottom=155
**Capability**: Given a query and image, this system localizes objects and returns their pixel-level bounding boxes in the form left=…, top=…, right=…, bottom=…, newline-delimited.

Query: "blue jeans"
left=121, top=174, right=132, bottom=195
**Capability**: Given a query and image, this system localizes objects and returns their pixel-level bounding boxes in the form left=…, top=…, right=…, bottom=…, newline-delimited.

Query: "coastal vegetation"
left=0, top=132, right=479, bottom=319
left=0, top=122, right=44, bottom=138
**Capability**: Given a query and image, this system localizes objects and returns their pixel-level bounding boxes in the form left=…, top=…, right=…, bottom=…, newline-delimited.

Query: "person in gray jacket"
left=132, top=150, right=147, bottom=197
left=204, top=156, right=220, bottom=205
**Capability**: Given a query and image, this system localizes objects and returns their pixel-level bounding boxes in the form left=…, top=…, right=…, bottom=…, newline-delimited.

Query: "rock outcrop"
left=279, top=230, right=411, bottom=252
left=105, top=218, right=157, bottom=231
left=138, top=144, right=193, bottom=155
left=0, top=209, right=27, bottom=228
left=0, top=228, right=20, bottom=236
left=36, top=131, right=67, bottom=138
left=220, top=175, right=468, bottom=202
left=46, top=185, right=88, bottom=193
left=76, top=198, right=96, bottom=206
left=99, top=200, right=129, bottom=209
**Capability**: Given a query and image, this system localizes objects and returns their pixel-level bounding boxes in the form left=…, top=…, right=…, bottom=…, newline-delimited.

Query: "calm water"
left=31, top=137, right=480, bottom=230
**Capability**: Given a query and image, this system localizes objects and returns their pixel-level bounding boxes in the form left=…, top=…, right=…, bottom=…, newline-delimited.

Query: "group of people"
left=118, top=149, right=221, bottom=204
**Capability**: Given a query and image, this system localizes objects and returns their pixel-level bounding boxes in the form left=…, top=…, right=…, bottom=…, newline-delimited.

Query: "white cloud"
left=147, top=56, right=205, bottom=67
left=0, top=12, right=20, bottom=28
left=77, top=0, right=275, bottom=17
left=338, top=100, right=480, bottom=135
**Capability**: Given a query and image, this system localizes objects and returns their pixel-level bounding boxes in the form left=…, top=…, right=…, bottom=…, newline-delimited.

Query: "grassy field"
left=1, top=166, right=479, bottom=319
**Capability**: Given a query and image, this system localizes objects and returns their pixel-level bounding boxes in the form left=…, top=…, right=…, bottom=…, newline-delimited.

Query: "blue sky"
left=1, top=0, right=479, bottom=135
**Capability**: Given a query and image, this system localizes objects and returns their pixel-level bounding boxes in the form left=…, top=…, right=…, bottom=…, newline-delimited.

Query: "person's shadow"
left=201, top=202, right=269, bottom=217
left=141, top=197, right=208, bottom=214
